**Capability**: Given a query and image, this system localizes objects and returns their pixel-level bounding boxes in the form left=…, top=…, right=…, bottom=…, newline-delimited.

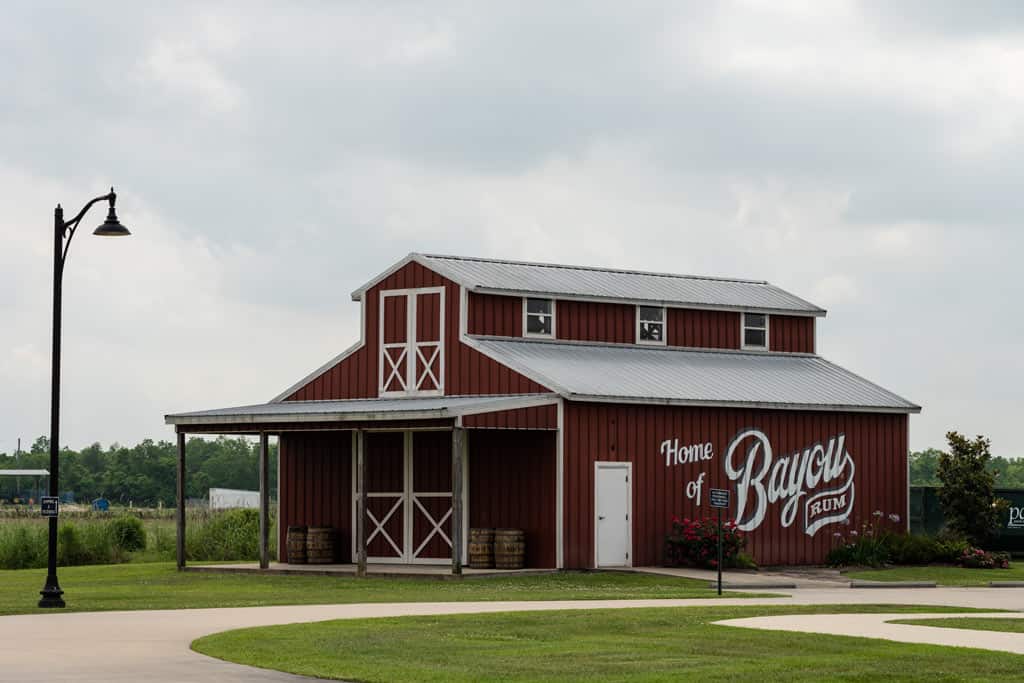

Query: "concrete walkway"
left=2, top=588, right=1023, bottom=682
left=716, top=612, right=1024, bottom=654
left=629, top=565, right=849, bottom=588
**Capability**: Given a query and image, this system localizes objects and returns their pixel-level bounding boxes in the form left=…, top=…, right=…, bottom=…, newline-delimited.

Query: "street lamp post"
left=39, top=188, right=130, bottom=609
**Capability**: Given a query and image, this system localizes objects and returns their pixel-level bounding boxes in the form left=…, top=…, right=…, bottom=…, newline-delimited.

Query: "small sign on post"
left=709, top=488, right=730, bottom=595
left=41, top=496, right=59, bottom=518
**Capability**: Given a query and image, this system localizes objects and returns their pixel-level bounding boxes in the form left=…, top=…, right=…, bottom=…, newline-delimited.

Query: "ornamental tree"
left=936, top=431, right=1005, bottom=545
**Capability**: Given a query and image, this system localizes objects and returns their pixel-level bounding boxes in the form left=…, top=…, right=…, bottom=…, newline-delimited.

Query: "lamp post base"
left=38, top=580, right=65, bottom=609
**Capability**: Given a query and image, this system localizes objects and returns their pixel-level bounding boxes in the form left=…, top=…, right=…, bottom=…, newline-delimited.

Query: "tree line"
left=910, top=447, right=1024, bottom=488
left=0, top=436, right=278, bottom=506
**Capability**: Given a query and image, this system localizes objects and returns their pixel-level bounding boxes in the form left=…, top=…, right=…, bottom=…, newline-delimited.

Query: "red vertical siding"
left=770, top=315, right=815, bottom=353
left=556, top=301, right=635, bottom=343
left=467, top=293, right=522, bottom=337
left=284, top=262, right=548, bottom=400
left=462, top=404, right=558, bottom=430
left=562, top=402, right=908, bottom=568
left=667, top=309, right=741, bottom=349
left=468, top=430, right=557, bottom=568
left=278, top=432, right=352, bottom=563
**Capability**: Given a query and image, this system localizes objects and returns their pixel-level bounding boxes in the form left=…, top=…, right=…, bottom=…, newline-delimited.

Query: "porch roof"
left=165, top=393, right=559, bottom=427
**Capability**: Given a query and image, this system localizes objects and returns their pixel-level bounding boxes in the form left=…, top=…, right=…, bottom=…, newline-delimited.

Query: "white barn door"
left=595, top=462, right=631, bottom=568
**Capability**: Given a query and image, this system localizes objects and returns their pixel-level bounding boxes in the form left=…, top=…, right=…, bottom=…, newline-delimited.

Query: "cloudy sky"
left=1, top=1, right=1021, bottom=456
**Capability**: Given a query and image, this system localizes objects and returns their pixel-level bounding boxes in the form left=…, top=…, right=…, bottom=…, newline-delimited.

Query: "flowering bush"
left=664, top=516, right=746, bottom=568
left=826, top=510, right=903, bottom=568
left=956, top=547, right=1011, bottom=570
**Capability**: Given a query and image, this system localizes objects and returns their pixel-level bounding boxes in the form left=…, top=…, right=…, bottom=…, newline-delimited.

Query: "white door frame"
left=352, top=430, right=454, bottom=565
left=593, top=461, right=632, bottom=568
left=378, top=287, right=445, bottom=397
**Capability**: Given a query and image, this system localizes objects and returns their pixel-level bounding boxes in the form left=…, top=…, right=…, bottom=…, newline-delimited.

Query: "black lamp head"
left=93, top=188, right=131, bottom=237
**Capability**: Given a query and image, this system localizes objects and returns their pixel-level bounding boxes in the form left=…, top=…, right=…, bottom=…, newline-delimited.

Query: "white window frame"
left=635, top=305, right=667, bottom=346
left=741, top=312, right=770, bottom=351
left=523, top=297, right=556, bottom=338
left=378, top=287, right=445, bottom=397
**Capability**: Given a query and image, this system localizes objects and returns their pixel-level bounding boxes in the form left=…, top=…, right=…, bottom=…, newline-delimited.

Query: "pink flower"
left=849, top=530, right=859, bottom=537
left=872, top=510, right=883, bottom=518
left=888, top=513, right=901, bottom=523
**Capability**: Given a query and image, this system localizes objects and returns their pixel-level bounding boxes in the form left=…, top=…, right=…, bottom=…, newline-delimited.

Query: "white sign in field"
left=209, top=488, right=260, bottom=510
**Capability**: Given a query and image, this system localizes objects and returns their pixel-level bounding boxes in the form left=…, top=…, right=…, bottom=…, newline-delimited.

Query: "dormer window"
left=524, top=298, right=555, bottom=337
left=637, top=305, right=666, bottom=345
left=742, top=313, right=768, bottom=350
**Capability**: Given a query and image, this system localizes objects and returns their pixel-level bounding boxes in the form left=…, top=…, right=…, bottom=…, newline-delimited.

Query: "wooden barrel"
left=306, top=527, right=337, bottom=564
left=468, top=528, right=495, bottom=569
left=493, top=528, right=525, bottom=569
left=286, top=526, right=308, bottom=564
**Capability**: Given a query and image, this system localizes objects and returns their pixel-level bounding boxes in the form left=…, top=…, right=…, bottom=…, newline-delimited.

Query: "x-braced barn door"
left=379, top=287, right=444, bottom=396
left=354, top=432, right=453, bottom=564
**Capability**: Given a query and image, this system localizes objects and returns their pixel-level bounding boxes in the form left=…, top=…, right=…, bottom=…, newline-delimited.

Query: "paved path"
left=2, top=588, right=1023, bottom=682
left=716, top=611, right=1024, bottom=654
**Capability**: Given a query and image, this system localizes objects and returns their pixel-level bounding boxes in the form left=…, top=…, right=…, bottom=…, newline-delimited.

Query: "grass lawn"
left=192, top=604, right=1022, bottom=682
left=846, top=564, right=1024, bottom=586
left=0, top=562, right=759, bottom=616
left=891, top=617, right=1024, bottom=634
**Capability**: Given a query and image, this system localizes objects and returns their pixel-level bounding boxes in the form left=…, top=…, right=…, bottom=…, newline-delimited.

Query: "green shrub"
left=0, top=524, right=46, bottom=569
left=186, top=508, right=260, bottom=561
left=932, top=535, right=970, bottom=563
left=886, top=533, right=939, bottom=565
left=109, top=515, right=147, bottom=552
left=57, top=521, right=118, bottom=566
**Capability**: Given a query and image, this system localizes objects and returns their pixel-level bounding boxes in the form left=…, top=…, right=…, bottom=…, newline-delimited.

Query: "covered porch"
left=165, top=393, right=561, bottom=576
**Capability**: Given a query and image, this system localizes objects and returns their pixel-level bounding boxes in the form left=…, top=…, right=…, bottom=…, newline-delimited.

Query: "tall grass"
left=0, top=509, right=275, bottom=569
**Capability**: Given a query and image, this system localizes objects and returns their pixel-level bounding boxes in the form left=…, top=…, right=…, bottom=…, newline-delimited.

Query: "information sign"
left=41, top=496, right=58, bottom=518
left=709, top=488, right=730, bottom=509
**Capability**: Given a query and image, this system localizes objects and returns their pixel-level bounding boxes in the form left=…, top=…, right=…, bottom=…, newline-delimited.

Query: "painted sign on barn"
left=662, top=427, right=857, bottom=537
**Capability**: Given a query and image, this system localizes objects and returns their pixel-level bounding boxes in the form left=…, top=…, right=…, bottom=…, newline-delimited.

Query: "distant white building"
left=209, top=488, right=259, bottom=510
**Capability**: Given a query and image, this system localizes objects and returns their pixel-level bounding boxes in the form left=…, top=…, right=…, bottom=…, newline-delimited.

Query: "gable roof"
left=466, top=337, right=920, bottom=414
left=352, top=253, right=826, bottom=316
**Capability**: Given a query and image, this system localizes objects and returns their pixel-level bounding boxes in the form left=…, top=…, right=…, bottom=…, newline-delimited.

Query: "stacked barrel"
left=468, top=528, right=495, bottom=568
left=286, top=525, right=308, bottom=564
left=493, top=528, right=526, bottom=569
left=306, top=527, right=338, bottom=564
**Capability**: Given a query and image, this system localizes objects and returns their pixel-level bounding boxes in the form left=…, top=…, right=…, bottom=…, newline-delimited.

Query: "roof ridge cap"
left=420, top=252, right=769, bottom=286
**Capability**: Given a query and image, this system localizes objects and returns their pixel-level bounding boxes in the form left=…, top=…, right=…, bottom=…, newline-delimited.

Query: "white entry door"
left=595, top=462, right=631, bottom=567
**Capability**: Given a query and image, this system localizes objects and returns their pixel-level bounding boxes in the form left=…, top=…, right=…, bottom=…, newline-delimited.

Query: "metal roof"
left=353, top=253, right=825, bottom=316
left=166, top=393, right=559, bottom=426
left=467, top=338, right=920, bottom=413
left=0, top=470, right=49, bottom=477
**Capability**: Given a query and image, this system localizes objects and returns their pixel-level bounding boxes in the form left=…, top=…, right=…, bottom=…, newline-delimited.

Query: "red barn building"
left=167, top=253, right=919, bottom=571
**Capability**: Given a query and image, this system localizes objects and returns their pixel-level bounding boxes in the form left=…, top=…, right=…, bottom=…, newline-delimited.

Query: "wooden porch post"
left=176, top=431, right=186, bottom=571
left=451, top=427, right=465, bottom=576
left=356, top=429, right=367, bottom=577
left=258, top=431, right=270, bottom=569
